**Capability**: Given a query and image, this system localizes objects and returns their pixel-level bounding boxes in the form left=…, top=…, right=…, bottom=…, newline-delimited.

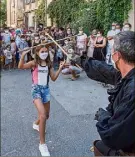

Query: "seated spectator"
left=62, top=49, right=81, bottom=81
left=85, top=31, right=135, bottom=156
left=93, top=30, right=106, bottom=61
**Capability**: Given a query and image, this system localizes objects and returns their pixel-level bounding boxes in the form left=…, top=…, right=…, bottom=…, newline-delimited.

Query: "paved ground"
left=1, top=69, right=109, bottom=156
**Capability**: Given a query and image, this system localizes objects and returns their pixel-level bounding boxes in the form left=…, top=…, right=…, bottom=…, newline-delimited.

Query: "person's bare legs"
left=34, top=99, right=47, bottom=144
left=35, top=102, right=50, bottom=125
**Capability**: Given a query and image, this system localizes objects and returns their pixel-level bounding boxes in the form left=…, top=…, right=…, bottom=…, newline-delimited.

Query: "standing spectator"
left=115, top=23, right=121, bottom=34
left=123, top=23, right=132, bottom=31
left=50, top=27, right=55, bottom=39
left=87, top=29, right=97, bottom=58
left=4, top=45, right=12, bottom=71
left=66, top=28, right=72, bottom=37
left=31, top=35, right=41, bottom=59
left=106, top=22, right=116, bottom=65
left=93, top=30, right=107, bottom=61
left=58, top=27, right=65, bottom=46
left=26, top=36, right=32, bottom=61
left=3, top=29, right=11, bottom=46
left=76, top=27, right=87, bottom=56
left=15, top=33, right=21, bottom=48
left=54, top=27, right=59, bottom=40
left=11, top=38, right=17, bottom=68
left=18, top=35, right=29, bottom=62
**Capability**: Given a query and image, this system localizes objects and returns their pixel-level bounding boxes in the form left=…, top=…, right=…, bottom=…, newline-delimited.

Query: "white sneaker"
left=33, top=122, right=47, bottom=133
left=33, top=122, right=39, bottom=132
left=39, top=144, right=50, bottom=156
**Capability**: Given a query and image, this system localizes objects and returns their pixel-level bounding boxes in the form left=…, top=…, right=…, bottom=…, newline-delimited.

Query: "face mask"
left=67, top=31, right=71, bottom=34
left=115, top=29, right=120, bottom=34
left=22, top=38, right=25, bottom=41
left=112, top=54, right=120, bottom=71
left=79, top=31, right=83, bottom=35
left=112, top=26, right=116, bottom=30
left=97, top=34, right=101, bottom=37
left=65, top=41, right=69, bottom=45
left=124, top=27, right=130, bottom=31
left=39, top=52, right=48, bottom=60
left=5, top=30, right=8, bottom=33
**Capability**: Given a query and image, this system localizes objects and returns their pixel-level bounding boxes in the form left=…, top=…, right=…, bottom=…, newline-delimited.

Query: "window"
left=25, top=0, right=31, bottom=4
left=31, top=0, right=35, bottom=3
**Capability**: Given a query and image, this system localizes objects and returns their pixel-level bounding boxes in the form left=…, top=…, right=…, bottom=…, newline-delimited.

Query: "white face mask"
left=112, top=26, right=116, bottom=30
left=97, top=34, right=101, bottom=37
left=5, top=30, right=9, bottom=33
left=79, top=31, right=83, bottom=35
left=64, top=41, right=69, bottom=45
left=115, top=29, right=121, bottom=34
left=123, top=27, right=130, bottom=31
left=39, top=52, right=48, bottom=60
left=111, top=54, right=120, bottom=71
left=67, top=30, right=71, bottom=34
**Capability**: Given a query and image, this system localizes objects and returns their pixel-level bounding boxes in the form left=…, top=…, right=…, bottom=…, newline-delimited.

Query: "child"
left=18, top=46, right=65, bottom=156
left=4, top=45, right=13, bottom=71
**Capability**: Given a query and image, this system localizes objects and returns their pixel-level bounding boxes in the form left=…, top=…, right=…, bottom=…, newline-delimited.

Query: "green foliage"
left=0, top=0, right=7, bottom=27
left=35, top=0, right=47, bottom=25
left=47, top=0, right=133, bottom=34
left=47, top=0, right=87, bottom=27
left=96, top=0, right=132, bottom=34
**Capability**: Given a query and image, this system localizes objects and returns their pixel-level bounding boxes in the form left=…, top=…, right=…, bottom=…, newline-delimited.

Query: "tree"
left=0, top=0, right=7, bottom=27
left=35, top=0, right=47, bottom=25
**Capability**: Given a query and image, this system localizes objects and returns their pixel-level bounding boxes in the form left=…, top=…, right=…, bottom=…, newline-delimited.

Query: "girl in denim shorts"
left=18, top=46, right=65, bottom=156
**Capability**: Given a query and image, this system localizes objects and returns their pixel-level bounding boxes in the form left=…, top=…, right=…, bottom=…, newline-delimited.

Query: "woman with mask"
left=123, top=23, right=132, bottom=31
left=93, top=30, right=107, bottom=61
left=76, top=27, right=87, bottom=56
left=87, top=30, right=97, bottom=58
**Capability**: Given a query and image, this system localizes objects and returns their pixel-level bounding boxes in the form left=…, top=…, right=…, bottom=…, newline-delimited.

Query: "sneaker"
left=39, top=144, right=50, bottom=156
left=33, top=122, right=46, bottom=133
left=33, top=122, right=39, bottom=132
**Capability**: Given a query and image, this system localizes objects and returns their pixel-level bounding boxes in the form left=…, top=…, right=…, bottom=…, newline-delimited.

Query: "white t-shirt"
left=4, top=50, right=12, bottom=60
left=76, top=33, right=87, bottom=49
left=107, top=30, right=116, bottom=46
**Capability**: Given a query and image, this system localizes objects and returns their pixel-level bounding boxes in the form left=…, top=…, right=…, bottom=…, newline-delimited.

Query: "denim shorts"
left=31, top=84, right=50, bottom=104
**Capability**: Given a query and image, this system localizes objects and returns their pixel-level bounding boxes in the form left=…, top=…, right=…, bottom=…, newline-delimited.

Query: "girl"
left=4, top=45, right=12, bottom=71
left=18, top=46, right=65, bottom=156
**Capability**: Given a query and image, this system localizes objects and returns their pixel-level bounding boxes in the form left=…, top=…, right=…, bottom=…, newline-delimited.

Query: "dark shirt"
left=85, top=59, right=135, bottom=152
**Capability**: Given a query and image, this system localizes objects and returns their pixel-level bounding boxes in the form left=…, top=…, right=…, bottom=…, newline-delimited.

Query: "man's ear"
left=117, top=51, right=122, bottom=59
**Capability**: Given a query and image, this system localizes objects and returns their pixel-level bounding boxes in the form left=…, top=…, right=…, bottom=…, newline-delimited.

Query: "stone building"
left=6, top=0, right=135, bottom=30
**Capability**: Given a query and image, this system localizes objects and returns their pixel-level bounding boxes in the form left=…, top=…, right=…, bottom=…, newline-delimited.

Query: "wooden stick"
left=18, top=35, right=77, bottom=53
left=46, top=33, right=83, bottom=71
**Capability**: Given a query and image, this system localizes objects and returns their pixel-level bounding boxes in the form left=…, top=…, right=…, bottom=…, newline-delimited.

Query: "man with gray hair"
left=85, top=31, right=135, bottom=156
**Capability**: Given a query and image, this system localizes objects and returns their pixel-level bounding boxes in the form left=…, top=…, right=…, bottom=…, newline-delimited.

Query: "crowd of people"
left=0, top=22, right=132, bottom=80
left=1, top=22, right=134, bottom=157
